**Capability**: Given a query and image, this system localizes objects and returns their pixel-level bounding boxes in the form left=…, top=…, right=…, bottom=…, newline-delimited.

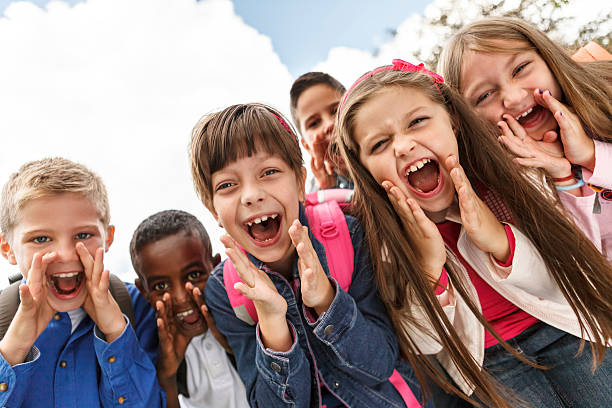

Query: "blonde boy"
left=0, top=157, right=165, bottom=407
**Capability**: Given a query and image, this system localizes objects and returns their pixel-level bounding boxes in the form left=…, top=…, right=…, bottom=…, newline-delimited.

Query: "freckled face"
left=353, top=86, right=457, bottom=216
left=211, top=150, right=305, bottom=272
left=138, top=232, right=214, bottom=337
left=461, top=40, right=562, bottom=141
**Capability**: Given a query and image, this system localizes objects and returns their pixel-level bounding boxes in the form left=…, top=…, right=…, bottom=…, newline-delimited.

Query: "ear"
left=0, top=233, right=17, bottom=265
left=134, top=278, right=149, bottom=301
left=298, top=166, right=307, bottom=202
left=104, top=225, right=115, bottom=251
left=211, top=253, right=221, bottom=268
left=300, top=137, right=312, bottom=153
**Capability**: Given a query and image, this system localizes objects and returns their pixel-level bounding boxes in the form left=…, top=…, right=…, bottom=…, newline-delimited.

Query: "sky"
left=0, top=0, right=608, bottom=285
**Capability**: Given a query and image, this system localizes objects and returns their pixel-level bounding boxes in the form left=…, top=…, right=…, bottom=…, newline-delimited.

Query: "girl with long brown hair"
left=335, top=60, right=612, bottom=407
left=438, top=17, right=612, bottom=264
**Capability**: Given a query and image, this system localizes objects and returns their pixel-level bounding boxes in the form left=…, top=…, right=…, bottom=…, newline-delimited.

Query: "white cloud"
left=0, top=0, right=293, bottom=284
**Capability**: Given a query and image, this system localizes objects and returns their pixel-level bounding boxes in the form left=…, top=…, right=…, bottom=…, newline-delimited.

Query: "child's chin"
left=47, top=290, right=87, bottom=312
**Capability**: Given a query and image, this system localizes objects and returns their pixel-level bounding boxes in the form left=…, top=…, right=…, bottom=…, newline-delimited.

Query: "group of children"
left=0, top=16, right=610, bottom=408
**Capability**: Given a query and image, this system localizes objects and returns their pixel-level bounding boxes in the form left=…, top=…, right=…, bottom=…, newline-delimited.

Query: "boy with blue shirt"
left=0, top=157, right=165, bottom=407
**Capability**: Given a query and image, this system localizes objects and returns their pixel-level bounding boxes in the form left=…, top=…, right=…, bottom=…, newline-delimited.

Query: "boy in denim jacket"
left=0, top=157, right=165, bottom=407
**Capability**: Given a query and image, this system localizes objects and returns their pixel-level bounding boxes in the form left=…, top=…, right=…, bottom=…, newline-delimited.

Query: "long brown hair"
left=335, top=68, right=612, bottom=407
left=438, top=17, right=612, bottom=142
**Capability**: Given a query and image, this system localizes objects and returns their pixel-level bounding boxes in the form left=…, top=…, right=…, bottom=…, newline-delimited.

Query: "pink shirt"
left=436, top=221, right=539, bottom=348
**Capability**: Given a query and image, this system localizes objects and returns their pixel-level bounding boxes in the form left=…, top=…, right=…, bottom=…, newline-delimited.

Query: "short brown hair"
left=1, top=157, right=111, bottom=238
left=289, top=72, right=346, bottom=133
left=190, top=103, right=304, bottom=211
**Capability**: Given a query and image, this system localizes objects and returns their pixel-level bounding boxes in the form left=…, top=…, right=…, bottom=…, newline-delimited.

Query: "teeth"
left=405, top=158, right=431, bottom=176
left=515, top=107, right=533, bottom=120
left=176, top=309, right=195, bottom=319
left=55, top=272, right=80, bottom=278
left=246, top=214, right=278, bottom=227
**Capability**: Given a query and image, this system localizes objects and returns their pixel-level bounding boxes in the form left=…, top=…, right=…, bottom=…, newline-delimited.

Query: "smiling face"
left=353, top=86, right=457, bottom=216
left=1, top=192, right=113, bottom=312
left=137, top=231, right=215, bottom=337
left=211, top=149, right=306, bottom=274
left=296, top=83, right=343, bottom=152
left=460, top=40, right=562, bottom=141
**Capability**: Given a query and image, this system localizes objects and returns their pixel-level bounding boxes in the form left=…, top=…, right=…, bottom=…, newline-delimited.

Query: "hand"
left=220, top=235, right=287, bottom=319
left=0, top=252, right=57, bottom=366
left=446, top=155, right=510, bottom=263
left=310, top=132, right=336, bottom=189
left=382, top=181, right=445, bottom=284
left=220, top=234, right=291, bottom=351
left=77, top=244, right=126, bottom=343
left=155, top=293, right=191, bottom=381
left=535, top=89, right=595, bottom=171
left=288, top=220, right=335, bottom=315
left=498, top=115, right=571, bottom=179
left=185, top=282, right=232, bottom=354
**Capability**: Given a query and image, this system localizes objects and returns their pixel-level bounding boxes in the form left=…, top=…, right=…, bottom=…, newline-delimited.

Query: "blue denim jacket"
left=0, top=283, right=165, bottom=407
left=206, top=205, right=426, bottom=407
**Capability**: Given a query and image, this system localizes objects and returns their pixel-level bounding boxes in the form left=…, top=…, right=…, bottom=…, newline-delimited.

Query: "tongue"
left=250, top=219, right=279, bottom=242
left=55, top=276, right=79, bottom=292
left=182, top=311, right=200, bottom=325
left=408, top=162, right=439, bottom=192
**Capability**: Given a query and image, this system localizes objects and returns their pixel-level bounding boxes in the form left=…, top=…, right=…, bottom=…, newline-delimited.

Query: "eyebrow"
left=304, top=101, right=340, bottom=124
left=363, top=105, right=425, bottom=143
left=181, top=261, right=204, bottom=273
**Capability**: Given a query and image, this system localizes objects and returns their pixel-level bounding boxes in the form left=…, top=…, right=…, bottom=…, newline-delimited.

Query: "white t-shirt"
left=178, top=331, right=249, bottom=408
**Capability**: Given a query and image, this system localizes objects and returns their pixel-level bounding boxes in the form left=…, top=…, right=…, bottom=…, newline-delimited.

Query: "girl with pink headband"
left=335, top=59, right=612, bottom=407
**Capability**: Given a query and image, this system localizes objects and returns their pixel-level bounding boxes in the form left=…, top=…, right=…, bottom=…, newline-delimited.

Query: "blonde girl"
left=335, top=60, right=612, bottom=407
left=438, top=17, right=612, bottom=263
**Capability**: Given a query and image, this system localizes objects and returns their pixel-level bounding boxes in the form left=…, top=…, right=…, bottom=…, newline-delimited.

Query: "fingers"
left=311, top=132, right=330, bottom=170
left=18, top=284, right=34, bottom=310
left=288, top=220, right=319, bottom=275
left=542, top=131, right=558, bottom=143
left=406, top=198, right=437, bottom=239
left=384, top=181, right=417, bottom=225
left=324, top=160, right=334, bottom=176
left=92, top=248, right=105, bottom=289
left=499, top=114, right=528, bottom=140
left=534, top=88, right=566, bottom=116
left=220, top=235, right=255, bottom=287
left=76, top=242, right=95, bottom=281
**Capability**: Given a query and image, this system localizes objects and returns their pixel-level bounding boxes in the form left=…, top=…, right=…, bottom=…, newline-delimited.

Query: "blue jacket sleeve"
left=205, top=268, right=312, bottom=408
left=94, top=283, right=166, bottom=407
left=0, top=347, right=40, bottom=406
left=305, top=217, right=399, bottom=385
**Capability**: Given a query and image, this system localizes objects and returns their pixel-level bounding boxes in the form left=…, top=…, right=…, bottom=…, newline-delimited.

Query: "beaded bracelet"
left=555, top=178, right=585, bottom=191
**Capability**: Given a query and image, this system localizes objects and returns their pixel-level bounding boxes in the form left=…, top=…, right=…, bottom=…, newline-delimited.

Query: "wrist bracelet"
left=552, top=174, right=574, bottom=182
left=555, top=179, right=585, bottom=191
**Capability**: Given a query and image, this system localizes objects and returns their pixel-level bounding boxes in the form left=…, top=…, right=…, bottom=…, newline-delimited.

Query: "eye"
left=216, top=182, right=234, bottom=191
left=330, top=105, right=338, bottom=115
left=513, top=62, right=530, bottom=77
left=75, top=232, right=92, bottom=240
left=262, top=168, right=279, bottom=177
left=187, top=270, right=204, bottom=281
left=409, top=117, right=428, bottom=127
left=152, top=281, right=169, bottom=291
left=306, top=119, right=320, bottom=129
left=475, top=91, right=492, bottom=106
left=33, top=236, right=50, bottom=244
left=370, top=138, right=388, bottom=154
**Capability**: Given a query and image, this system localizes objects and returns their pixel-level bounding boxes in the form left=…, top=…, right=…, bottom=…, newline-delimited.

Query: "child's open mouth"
left=48, top=271, right=85, bottom=298
left=404, top=158, right=443, bottom=197
left=515, top=105, right=545, bottom=128
left=244, top=213, right=282, bottom=246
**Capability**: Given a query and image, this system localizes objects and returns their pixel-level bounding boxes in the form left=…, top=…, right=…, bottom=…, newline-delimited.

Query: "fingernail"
left=559, top=112, right=563, bottom=117
left=194, top=287, right=201, bottom=296
left=502, top=116, right=507, bottom=121
left=547, top=90, right=552, bottom=96
left=538, top=88, right=543, bottom=95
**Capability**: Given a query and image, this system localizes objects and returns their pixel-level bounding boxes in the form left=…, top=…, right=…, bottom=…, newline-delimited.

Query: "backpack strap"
left=305, top=189, right=353, bottom=209
left=389, top=370, right=422, bottom=408
left=0, top=273, right=134, bottom=341
left=0, top=281, right=22, bottom=341
left=223, top=253, right=258, bottom=325
left=304, top=200, right=353, bottom=292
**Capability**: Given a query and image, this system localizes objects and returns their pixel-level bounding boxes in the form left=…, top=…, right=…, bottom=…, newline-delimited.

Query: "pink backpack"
left=222, top=189, right=421, bottom=408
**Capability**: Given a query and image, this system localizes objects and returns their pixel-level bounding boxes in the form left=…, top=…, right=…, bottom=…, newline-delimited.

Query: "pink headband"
left=339, top=59, right=445, bottom=114
left=271, top=112, right=298, bottom=143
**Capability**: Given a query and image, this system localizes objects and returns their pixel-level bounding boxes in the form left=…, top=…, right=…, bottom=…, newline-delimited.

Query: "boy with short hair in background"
left=131, top=210, right=249, bottom=408
left=0, top=157, right=165, bottom=407
left=290, top=71, right=353, bottom=191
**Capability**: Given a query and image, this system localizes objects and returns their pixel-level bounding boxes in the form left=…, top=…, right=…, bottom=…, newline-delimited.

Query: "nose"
left=501, top=85, right=528, bottom=112
left=321, top=116, right=334, bottom=137
left=240, top=182, right=264, bottom=207
left=393, top=135, right=416, bottom=157
left=171, top=283, right=189, bottom=306
left=56, top=239, right=80, bottom=263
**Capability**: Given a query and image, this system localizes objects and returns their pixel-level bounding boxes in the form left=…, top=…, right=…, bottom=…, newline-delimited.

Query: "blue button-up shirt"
left=0, top=283, right=165, bottom=407
left=206, top=205, right=426, bottom=407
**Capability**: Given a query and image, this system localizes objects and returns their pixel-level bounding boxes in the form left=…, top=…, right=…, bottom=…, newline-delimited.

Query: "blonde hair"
left=438, top=17, right=612, bottom=142
left=190, top=103, right=304, bottom=210
left=1, top=157, right=111, bottom=237
left=335, top=67, right=612, bottom=407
